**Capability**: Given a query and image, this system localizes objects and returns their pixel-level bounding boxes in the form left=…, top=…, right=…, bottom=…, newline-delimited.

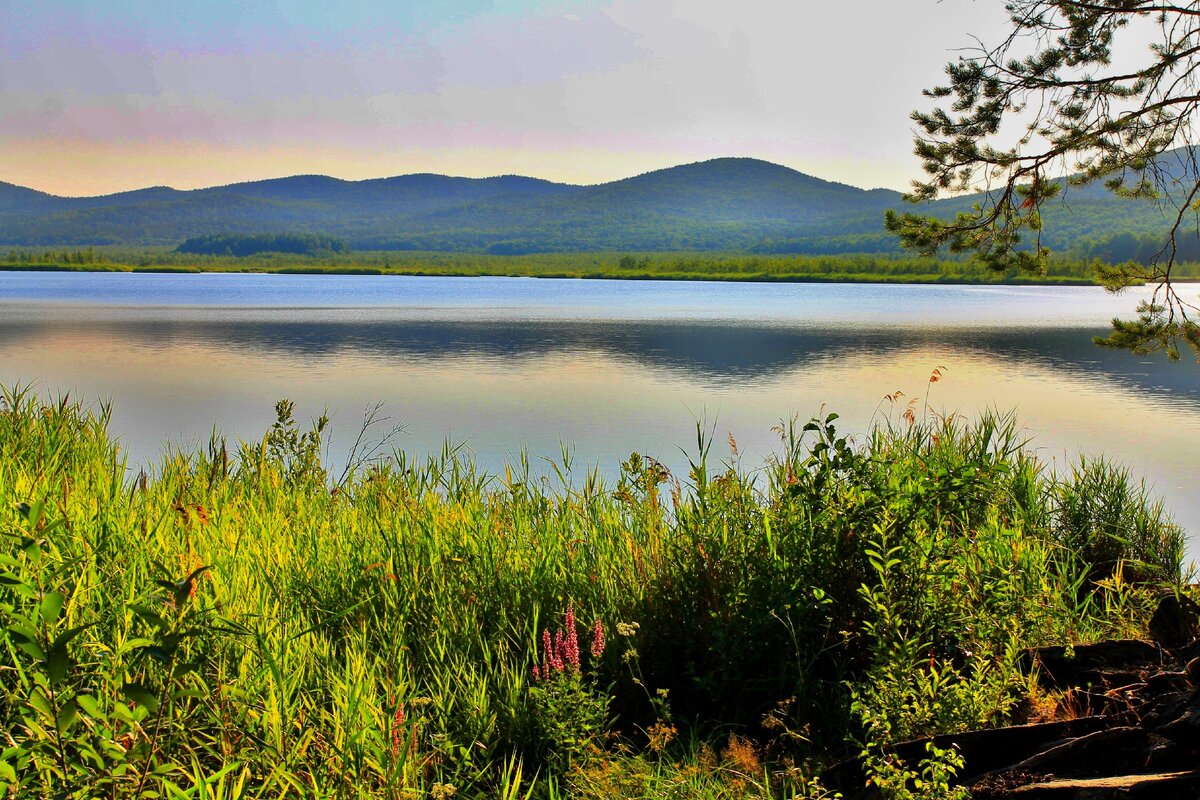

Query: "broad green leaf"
left=56, top=698, right=79, bottom=734
left=140, top=646, right=171, bottom=663
left=11, top=636, right=44, bottom=662
left=172, top=661, right=200, bottom=679
left=121, top=682, right=159, bottom=713
left=39, top=591, right=66, bottom=625
left=76, top=694, right=103, bottom=719
left=18, top=500, right=41, bottom=525
left=117, top=637, right=158, bottom=656
left=21, top=538, right=42, bottom=564
left=130, top=604, right=167, bottom=630
left=78, top=743, right=104, bottom=769
left=45, top=644, right=70, bottom=686
left=27, top=688, right=53, bottom=721
left=51, top=622, right=95, bottom=652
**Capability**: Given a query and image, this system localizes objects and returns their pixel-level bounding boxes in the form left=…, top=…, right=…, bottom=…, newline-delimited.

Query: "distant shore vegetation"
left=174, top=232, right=351, bottom=258
left=5, top=245, right=1197, bottom=285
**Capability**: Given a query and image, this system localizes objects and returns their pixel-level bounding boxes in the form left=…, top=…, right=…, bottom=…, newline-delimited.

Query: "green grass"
left=0, top=388, right=1186, bottom=798
left=2, top=248, right=1182, bottom=284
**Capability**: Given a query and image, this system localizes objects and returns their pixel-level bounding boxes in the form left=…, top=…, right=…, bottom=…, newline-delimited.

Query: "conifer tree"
left=889, top=0, right=1200, bottom=359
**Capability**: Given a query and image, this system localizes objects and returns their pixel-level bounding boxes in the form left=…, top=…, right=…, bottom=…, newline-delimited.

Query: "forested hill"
left=0, top=156, right=1192, bottom=256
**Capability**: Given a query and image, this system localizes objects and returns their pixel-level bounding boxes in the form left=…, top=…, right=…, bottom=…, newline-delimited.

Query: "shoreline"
left=0, top=263, right=1109, bottom=286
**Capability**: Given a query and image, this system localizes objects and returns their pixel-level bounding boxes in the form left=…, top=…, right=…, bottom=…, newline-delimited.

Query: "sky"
left=1, top=0, right=1011, bottom=196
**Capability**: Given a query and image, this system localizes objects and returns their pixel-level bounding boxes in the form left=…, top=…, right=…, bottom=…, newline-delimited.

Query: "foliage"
left=527, top=606, right=610, bottom=774
left=3, top=247, right=1169, bottom=284
left=860, top=742, right=969, bottom=800
left=0, top=386, right=1184, bottom=797
left=1053, top=456, right=1185, bottom=587
left=175, top=233, right=349, bottom=257
left=887, top=2, right=1200, bottom=358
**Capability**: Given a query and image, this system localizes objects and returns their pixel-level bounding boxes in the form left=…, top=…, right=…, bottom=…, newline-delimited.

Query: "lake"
left=3, top=271, right=1199, bottom=561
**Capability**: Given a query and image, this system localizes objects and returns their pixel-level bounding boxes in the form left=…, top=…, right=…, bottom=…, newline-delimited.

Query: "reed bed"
left=0, top=386, right=1185, bottom=798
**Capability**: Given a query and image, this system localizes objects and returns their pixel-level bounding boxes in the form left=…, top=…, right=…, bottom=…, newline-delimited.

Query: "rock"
left=1020, top=640, right=1163, bottom=690
left=1148, top=593, right=1200, bottom=649
left=820, top=718, right=1106, bottom=796
left=833, top=637, right=1200, bottom=798
left=1054, top=688, right=1133, bottom=720
left=1002, top=727, right=1148, bottom=778
left=1005, top=770, right=1200, bottom=799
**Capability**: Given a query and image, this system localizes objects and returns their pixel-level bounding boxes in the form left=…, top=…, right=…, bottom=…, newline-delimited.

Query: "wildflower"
left=391, top=703, right=405, bottom=760
left=543, top=629, right=562, bottom=672
left=430, top=782, right=457, bottom=799
left=616, top=621, right=639, bottom=637
left=724, top=735, right=761, bottom=776
left=590, top=618, right=605, bottom=659
left=535, top=604, right=589, bottom=679
left=646, top=722, right=677, bottom=753
left=554, top=630, right=567, bottom=671
left=563, top=604, right=580, bottom=670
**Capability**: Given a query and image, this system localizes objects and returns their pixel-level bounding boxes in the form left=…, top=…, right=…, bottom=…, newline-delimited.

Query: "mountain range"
left=0, top=157, right=1187, bottom=256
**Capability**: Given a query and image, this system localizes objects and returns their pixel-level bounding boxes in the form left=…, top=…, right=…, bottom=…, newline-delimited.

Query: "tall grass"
left=0, top=248, right=1147, bottom=284
left=0, top=387, right=1185, bottom=798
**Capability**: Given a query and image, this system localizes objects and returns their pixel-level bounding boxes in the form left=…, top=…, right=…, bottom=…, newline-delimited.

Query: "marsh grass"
left=0, top=386, right=1185, bottom=798
left=0, top=249, right=1160, bottom=284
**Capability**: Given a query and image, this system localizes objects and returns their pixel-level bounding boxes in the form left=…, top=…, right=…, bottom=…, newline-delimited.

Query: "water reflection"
left=1, top=300, right=1198, bottom=561
left=1, top=315, right=1195, bottom=400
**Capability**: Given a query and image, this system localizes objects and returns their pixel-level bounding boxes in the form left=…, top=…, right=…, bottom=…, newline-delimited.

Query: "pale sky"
left=1, top=1, right=1011, bottom=196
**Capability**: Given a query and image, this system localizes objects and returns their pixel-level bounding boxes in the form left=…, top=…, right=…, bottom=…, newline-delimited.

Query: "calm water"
left=3, top=272, right=1199, bottom=559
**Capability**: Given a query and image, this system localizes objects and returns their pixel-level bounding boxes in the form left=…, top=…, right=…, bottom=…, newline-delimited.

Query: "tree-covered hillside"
left=2, top=155, right=1197, bottom=256
left=175, top=232, right=350, bottom=257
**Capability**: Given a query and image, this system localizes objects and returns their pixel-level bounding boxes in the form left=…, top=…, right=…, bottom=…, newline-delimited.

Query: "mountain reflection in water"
left=1, top=293, right=1198, bottom=561
left=2, top=315, right=1195, bottom=399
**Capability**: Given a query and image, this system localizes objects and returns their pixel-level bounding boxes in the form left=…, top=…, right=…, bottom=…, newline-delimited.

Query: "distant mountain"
left=0, top=155, right=1192, bottom=255
left=0, top=181, right=63, bottom=216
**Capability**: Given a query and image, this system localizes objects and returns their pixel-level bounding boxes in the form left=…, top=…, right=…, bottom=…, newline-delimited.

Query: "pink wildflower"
left=534, top=604, right=590, bottom=681
left=543, top=629, right=561, bottom=672
left=554, top=630, right=567, bottom=671
left=563, top=605, right=580, bottom=671
left=391, top=702, right=405, bottom=760
left=591, top=618, right=605, bottom=659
